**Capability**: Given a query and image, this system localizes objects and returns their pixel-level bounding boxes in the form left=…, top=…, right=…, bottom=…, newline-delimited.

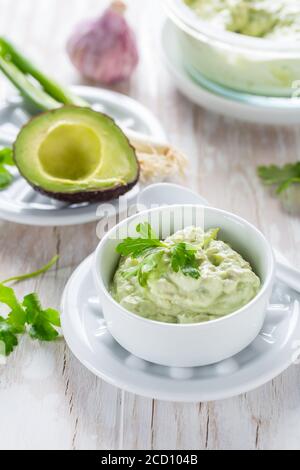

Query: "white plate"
left=61, top=254, right=300, bottom=402
left=161, top=21, right=300, bottom=125
left=0, top=86, right=166, bottom=226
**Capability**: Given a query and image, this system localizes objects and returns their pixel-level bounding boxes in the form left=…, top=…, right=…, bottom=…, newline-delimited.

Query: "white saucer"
left=0, top=86, right=166, bottom=226
left=161, top=21, right=300, bottom=125
left=61, top=254, right=300, bottom=402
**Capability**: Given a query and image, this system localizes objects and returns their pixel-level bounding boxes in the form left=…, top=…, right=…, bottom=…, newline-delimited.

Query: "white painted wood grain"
left=0, top=0, right=299, bottom=451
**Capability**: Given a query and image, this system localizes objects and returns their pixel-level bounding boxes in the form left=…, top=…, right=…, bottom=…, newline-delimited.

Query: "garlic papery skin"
left=67, top=1, right=139, bottom=85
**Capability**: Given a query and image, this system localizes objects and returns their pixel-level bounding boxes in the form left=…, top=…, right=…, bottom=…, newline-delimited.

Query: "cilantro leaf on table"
left=0, top=164, right=13, bottom=189
left=0, top=284, right=26, bottom=333
left=0, top=256, right=61, bottom=359
left=0, top=290, right=61, bottom=358
left=0, top=148, right=14, bottom=166
left=0, top=148, right=15, bottom=190
left=257, top=162, right=300, bottom=194
left=0, top=316, right=18, bottom=356
left=23, top=294, right=61, bottom=342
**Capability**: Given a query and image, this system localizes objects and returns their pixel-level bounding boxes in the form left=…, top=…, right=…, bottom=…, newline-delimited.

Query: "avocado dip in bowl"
left=111, top=225, right=261, bottom=324
left=165, top=0, right=300, bottom=97
left=94, top=205, right=275, bottom=367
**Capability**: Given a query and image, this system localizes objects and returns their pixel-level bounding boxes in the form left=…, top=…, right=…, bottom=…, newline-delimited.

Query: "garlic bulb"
left=67, top=1, right=139, bottom=85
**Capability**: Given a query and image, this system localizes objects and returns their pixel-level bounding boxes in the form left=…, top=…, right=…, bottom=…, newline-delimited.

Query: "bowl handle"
left=137, top=182, right=210, bottom=209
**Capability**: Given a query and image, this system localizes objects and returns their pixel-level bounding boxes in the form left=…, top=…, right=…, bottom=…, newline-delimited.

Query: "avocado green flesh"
left=38, top=123, right=102, bottom=181
left=111, top=226, right=261, bottom=324
left=14, top=107, right=139, bottom=202
left=184, top=0, right=300, bottom=40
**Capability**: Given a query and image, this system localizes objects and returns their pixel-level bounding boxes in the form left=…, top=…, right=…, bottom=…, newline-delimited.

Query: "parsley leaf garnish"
left=116, top=222, right=165, bottom=258
left=0, top=148, right=15, bottom=190
left=258, top=162, right=300, bottom=194
left=116, top=223, right=210, bottom=286
left=116, top=238, right=163, bottom=258
left=170, top=242, right=200, bottom=279
left=136, top=222, right=158, bottom=240
left=137, top=250, right=165, bottom=287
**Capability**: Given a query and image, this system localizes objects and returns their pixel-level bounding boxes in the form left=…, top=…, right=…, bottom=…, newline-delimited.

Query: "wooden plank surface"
left=0, top=0, right=299, bottom=450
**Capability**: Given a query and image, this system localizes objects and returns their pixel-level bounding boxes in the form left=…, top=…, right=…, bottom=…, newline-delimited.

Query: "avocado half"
left=14, top=106, right=139, bottom=203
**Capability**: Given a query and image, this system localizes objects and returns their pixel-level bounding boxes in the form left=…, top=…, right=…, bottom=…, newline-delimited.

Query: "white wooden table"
left=0, top=0, right=299, bottom=451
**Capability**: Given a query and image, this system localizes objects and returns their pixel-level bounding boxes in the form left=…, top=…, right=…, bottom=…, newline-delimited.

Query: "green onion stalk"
left=0, top=37, right=88, bottom=112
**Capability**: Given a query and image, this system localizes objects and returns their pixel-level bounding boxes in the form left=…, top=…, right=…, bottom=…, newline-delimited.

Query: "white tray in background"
left=0, top=86, right=166, bottom=226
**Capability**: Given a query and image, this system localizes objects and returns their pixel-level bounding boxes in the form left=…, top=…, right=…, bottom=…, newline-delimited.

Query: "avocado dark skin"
left=13, top=106, right=140, bottom=204
left=29, top=178, right=139, bottom=204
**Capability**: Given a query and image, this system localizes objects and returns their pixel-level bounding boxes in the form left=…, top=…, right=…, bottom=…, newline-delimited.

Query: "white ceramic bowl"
left=93, top=205, right=275, bottom=367
left=165, top=0, right=300, bottom=97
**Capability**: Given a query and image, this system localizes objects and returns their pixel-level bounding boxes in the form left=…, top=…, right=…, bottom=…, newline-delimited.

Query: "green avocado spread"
left=184, top=0, right=300, bottom=39
left=111, top=226, right=261, bottom=324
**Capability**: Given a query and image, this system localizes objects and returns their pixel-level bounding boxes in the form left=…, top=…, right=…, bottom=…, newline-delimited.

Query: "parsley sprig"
left=0, top=317, right=18, bottom=356
left=0, top=257, right=60, bottom=358
left=116, top=223, right=220, bottom=287
left=0, top=147, right=15, bottom=190
left=24, top=294, right=60, bottom=341
left=170, top=242, right=200, bottom=279
left=116, top=223, right=166, bottom=256
left=258, top=162, right=300, bottom=194
left=116, top=223, right=167, bottom=287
